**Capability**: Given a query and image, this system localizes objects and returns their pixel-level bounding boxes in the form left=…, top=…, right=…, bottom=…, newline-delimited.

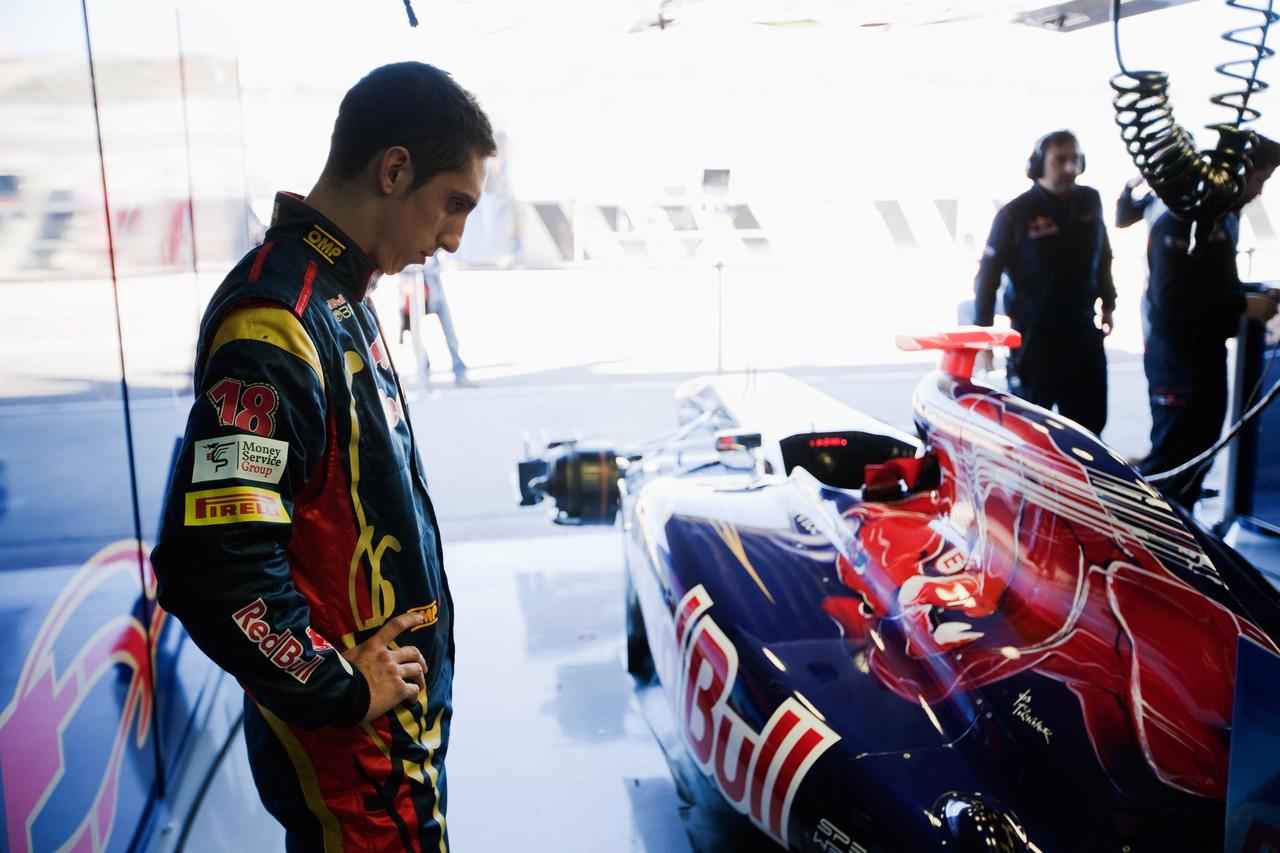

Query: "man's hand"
left=1100, top=309, right=1115, bottom=337
left=1245, top=292, right=1279, bottom=323
left=341, top=612, right=428, bottom=722
left=1125, top=175, right=1145, bottom=191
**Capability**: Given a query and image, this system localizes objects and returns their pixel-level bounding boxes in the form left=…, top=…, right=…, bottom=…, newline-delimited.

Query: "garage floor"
left=444, top=530, right=776, bottom=853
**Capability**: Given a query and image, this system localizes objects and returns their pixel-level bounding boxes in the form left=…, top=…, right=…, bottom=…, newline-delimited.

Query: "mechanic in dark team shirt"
left=974, top=130, right=1116, bottom=435
left=1138, top=135, right=1280, bottom=508
left=152, top=62, right=495, bottom=851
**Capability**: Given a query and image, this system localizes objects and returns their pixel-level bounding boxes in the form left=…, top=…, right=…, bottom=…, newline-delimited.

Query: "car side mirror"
left=714, top=430, right=762, bottom=471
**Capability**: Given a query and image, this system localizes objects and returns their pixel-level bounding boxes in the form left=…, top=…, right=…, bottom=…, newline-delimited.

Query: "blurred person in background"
left=1138, top=135, right=1280, bottom=508
left=401, top=254, right=475, bottom=386
left=1115, top=174, right=1166, bottom=343
left=974, top=129, right=1116, bottom=435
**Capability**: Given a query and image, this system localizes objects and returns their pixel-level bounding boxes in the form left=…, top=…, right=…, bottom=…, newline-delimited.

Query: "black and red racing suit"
left=153, top=192, right=453, bottom=852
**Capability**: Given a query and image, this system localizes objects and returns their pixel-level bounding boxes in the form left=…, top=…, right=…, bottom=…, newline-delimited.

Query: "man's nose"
left=439, top=221, right=466, bottom=254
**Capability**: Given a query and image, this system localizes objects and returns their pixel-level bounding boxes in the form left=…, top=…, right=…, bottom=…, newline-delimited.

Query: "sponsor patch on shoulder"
left=194, top=434, right=289, bottom=484
left=304, top=224, right=345, bottom=264
left=185, top=486, right=290, bottom=526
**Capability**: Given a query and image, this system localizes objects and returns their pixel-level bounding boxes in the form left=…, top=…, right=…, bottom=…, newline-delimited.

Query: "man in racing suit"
left=152, top=62, right=494, bottom=851
left=974, top=130, right=1116, bottom=435
left=1139, top=136, right=1280, bottom=507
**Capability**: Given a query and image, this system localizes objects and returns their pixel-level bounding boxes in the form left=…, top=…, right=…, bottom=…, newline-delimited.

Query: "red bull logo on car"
left=671, top=585, right=839, bottom=846
left=0, top=541, right=163, bottom=853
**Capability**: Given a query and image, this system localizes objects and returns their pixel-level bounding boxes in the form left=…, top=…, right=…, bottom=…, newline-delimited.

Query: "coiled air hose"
left=1109, top=0, right=1276, bottom=254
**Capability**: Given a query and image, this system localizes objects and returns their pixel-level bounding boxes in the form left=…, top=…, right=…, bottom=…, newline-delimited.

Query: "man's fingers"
left=399, top=662, right=427, bottom=693
left=390, top=644, right=429, bottom=670
left=371, top=611, right=423, bottom=645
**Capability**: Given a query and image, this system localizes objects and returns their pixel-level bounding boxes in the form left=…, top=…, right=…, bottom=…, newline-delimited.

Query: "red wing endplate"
left=895, top=327, right=1023, bottom=379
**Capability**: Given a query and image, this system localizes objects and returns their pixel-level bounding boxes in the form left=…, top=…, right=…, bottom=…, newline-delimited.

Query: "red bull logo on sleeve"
left=184, top=486, right=289, bottom=526
left=231, top=598, right=325, bottom=683
left=0, top=541, right=164, bottom=853
left=670, top=585, right=840, bottom=846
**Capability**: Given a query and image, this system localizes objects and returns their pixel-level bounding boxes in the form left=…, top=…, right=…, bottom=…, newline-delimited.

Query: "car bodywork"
left=518, top=330, right=1280, bottom=852
left=0, top=4, right=281, bottom=849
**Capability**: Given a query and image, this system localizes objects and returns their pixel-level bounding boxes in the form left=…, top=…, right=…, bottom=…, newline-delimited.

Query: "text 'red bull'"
left=672, top=585, right=839, bottom=846
left=232, top=598, right=323, bottom=683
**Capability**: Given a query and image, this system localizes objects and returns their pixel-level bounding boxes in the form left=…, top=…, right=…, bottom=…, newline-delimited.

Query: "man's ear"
left=376, top=146, right=414, bottom=195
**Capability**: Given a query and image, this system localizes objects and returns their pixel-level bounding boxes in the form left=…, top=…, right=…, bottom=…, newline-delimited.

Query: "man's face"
left=378, top=150, right=487, bottom=275
left=1241, top=163, right=1276, bottom=207
left=1039, top=142, right=1081, bottom=194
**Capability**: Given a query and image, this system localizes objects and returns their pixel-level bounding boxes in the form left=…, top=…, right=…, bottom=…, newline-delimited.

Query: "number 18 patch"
left=207, top=377, right=279, bottom=437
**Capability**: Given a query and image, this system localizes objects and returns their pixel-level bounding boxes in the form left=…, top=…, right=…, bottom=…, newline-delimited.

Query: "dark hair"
left=1027, top=130, right=1083, bottom=180
left=325, top=62, right=497, bottom=190
left=1252, top=134, right=1280, bottom=171
left=1036, top=129, right=1079, bottom=152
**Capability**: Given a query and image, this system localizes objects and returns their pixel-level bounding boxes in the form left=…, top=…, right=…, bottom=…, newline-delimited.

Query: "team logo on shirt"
left=304, top=224, right=345, bottom=264
left=193, top=434, right=289, bottom=484
left=305, top=626, right=335, bottom=651
left=327, top=294, right=354, bottom=321
left=184, top=486, right=290, bottom=526
left=232, top=598, right=325, bottom=683
left=1027, top=216, right=1059, bottom=239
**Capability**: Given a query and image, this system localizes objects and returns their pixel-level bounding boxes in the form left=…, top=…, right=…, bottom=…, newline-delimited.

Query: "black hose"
left=1108, top=0, right=1275, bottom=254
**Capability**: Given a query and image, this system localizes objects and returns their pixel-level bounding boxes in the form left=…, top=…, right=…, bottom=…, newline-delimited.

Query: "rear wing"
left=896, top=327, right=1023, bottom=379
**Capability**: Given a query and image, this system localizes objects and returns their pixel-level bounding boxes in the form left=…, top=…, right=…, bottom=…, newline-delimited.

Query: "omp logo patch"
left=304, top=224, right=345, bottom=264
left=193, top=434, right=289, bottom=484
left=408, top=601, right=439, bottom=630
left=184, top=486, right=290, bottom=526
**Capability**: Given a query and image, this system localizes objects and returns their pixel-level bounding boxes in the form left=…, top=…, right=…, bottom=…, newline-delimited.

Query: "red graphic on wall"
left=0, top=541, right=165, bottom=853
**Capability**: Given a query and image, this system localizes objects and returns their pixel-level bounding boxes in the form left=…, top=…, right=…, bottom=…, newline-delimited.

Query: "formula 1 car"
left=516, top=329, right=1280, bottom=852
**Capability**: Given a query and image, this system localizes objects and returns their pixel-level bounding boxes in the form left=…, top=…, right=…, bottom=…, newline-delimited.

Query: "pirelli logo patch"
left=185, top=486, right=290, bottom=526
left=304, top=224, right=345, bottom=264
